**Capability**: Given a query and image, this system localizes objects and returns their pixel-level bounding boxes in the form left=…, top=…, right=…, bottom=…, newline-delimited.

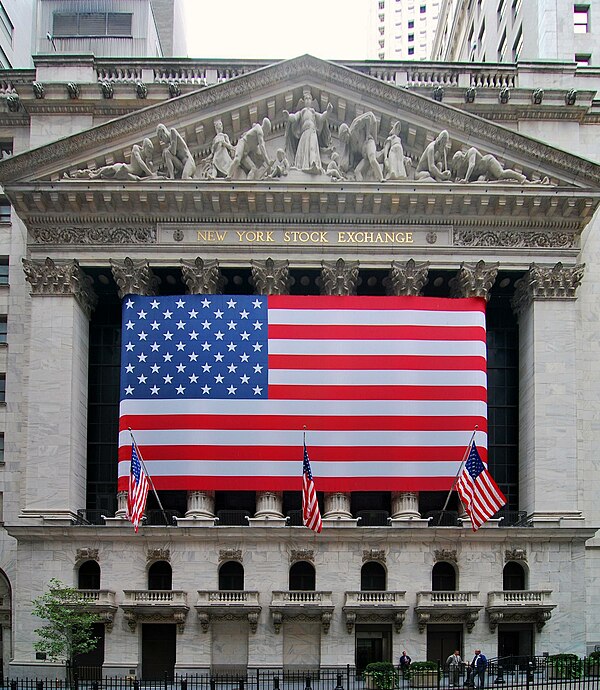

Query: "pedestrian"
left=471, top=650, right=487, bottom=689
left=446, top=650, right=463, bottom=687
left=399, top=650, right=412, bottom=679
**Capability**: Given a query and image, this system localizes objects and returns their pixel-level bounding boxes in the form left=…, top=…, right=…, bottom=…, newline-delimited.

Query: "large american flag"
left=456, top=442, right=506, bottom=530
left=118, top=294, right=487, bottom=491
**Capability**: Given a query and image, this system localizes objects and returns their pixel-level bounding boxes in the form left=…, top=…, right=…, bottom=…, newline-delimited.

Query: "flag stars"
left=176, top=320, right=186, bottom=330
left=240, top=374, right=250, bottom=384
left=253, top=343, right=263, bottom=352
left=125, top=385, right=134, bottom=395
left=138, top=353, right=147, bottom=362
left=125, top=363, right=135, bottom=373
left=227, top=342, right=237, bottom=352
left=126, top=342, right=135, bottom=352
left=201, top=342, right=211, bottom=351
left=163, top=374, right=173, bottom=384
left=176, top=299, right=186, bottom=308
left=137, top=374, right=147, bottom=384
left=227, top=385, right=237, bottom=395
left=253, top=385, right=263, bottom=395
left=151, top=321, right=160, bottom=330
left=239, top=310, right=249, bottom=319
left=214, top=352, right=224, bottom=362
left=150, top=385, right=160, bottom=395
left=201, top=298, right=211, bottom=308
left=201, top=320, right=212, bottom=330
left=202, top=363, right=212, bottom=373
left=138, top=331, right=148, bottom=341
left=253, top=321, right=262, bottom=330
left=189, top=374, right=199, bottom=384
left=189, top=330, right=199, bottom=340
left=150, top=364, right=160, bottom=374
left=227, top=299, right=237, bottom=309
left=189, top=352, right=199, bottom=362
left=163, top=309, right=172, bottom=319
left=215, top=331, right=224, bottom=340
left=125, top=320, right=135, bottom=330
left=164, top=331, right=173, bottom=341
left=240, top=353, right=250, bottom=362
left=214, top=309, right=224, bottom=319
left=215, top=374, right=224, bottom=383
left=227, top=320, right=237, bottom=330
left=137, top=310, right=147, bottom=319
left=189, top=309, right=198, bottom=318
left=150, top=299, right=160, bottom=309
left=228, top=363, right=238, bottom=373
left=254, top=363, right=263, bottom=373
left=176, top=385, right=186, bottom=395
left=252, top=299, right=262, bottom=308
left=163, top=353, right=173, bottom=362
left=201, top=385, right=211, bottom=395
left=125, top=299, right=134, bottom=309
left=240, top=331, right=250, bottom=341
left=150, top=342, right=160, bottom=352
left=176, top=341, right=186, bottom=351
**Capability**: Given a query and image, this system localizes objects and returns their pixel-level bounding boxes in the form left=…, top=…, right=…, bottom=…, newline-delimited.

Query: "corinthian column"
left=250, top=258, right=291, bottom=519
left=22, top=258, right=97, bottom=520
left=449, top=260, right=499, bottom=300
left=320, top=259, right=360, bottom=520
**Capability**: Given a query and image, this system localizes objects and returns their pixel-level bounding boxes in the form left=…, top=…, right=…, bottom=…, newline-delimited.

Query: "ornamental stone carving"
left=100, top=81, right=114, bottom=99
left=32, top=82, right=45, bottom=99
left=321, top=258, right=359, bottom=296
left=250, top=258, right=291, bottom=295
left=449, top=260, right=499, bottom=300
left=532, top=89, right=544, bottom=105
left=31, top=227, right=157, bottom=245
left=434, top=549, right=457, bottom=564
left=505, top=548, right=527, bottom=562
left=453, top=230, right=577, bottom=249
left=385, top=259, right=430, bottom=296
left=219, top=549, right=242, bottom=563
left=6, top=93, right=19, bottom=112
left=511, top=262, right=585, bottom=316
left=290, top=549, right=314, bottom=564
left=136, top=82, right=148, bottom=99
left=76, top=548, right=99, bottom=562
left=66, top=82, right=79, bottom=99
left=181, top=258, right=224, bottom=295
left=22, top=257, right=97, bottom=318
left=147, top=549, right=170, bottom=562
left=362, top=549, right=386, bottom=564
left=110, top=257, right=159, bottom=298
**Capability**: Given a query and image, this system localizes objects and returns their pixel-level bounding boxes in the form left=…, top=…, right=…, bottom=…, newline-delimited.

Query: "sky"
left=182, top=0, right=372, bottom=61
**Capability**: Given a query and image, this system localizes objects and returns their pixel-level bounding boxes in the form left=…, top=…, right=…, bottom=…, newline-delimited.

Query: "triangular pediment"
left=1, top=54, right=600, bottom=190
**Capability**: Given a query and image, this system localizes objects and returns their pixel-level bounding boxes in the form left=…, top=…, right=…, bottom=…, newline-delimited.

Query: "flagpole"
left=128, top=427, right=171, bottom=527
left=437, top=425, right=478, bottom=525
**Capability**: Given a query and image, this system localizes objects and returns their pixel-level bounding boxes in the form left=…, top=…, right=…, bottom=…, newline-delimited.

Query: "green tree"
left=32, top=578, right=99, bottom=680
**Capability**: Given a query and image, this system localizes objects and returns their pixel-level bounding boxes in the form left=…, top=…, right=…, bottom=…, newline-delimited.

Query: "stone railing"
left=271, top=591, right=333, bottom=606
left=417, top=591, right=480, bottom=605
left=196, top=590, right=260, bottom=605
left=122, top=590, right=187, bottom=605
left=487, top=590, right=553, bottom=607
left=63, top=589, right=116, bottom=606
left=344, top=591, right=406, bottom=605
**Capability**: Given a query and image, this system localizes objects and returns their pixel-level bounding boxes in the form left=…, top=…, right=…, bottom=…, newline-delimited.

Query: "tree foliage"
left=32, top=578, right=99, bottom=665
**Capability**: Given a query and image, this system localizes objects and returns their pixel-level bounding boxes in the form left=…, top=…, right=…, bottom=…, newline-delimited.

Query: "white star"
left=214, top=352, right=224, bottom=362
left=138, top=353, right=147, bottom=362
left=176, top=341, right=186, bottom=351
left=240, top=374, right=250, bottom=384
left=176, top=363, right=186, bottom=373
left=254, top=363, right=263, bottom=373
left=189, top=330, right=199, bottom=340
left=125, top=385, right=134, bottom=395
left=201, top=298, right=211, bottom=308
left=240, top=331, right=250, bottom=341
left=151, top=320, right=160, bottom=330
left=150, top=385, right=160, bottom=395
left=227, top=342, right=237, bottom=352
left=253, top=320, right=262, bottom=330
left=240, top=353, right=250, bottom=363
left=201, top=385, right=211, bottom=395
left=125, top=363, right=135, bottom=373
left=214, top=309, right=224, bottom=319
left=227, top=320, right=237, bottom=330
left=137, top=310, right=147, bottom=319
left=215, top=373, right=224, bottom=383
left=201, top=342, right=211, bottom=351
left=252, top=299, right=262, bottom=308
left=253, top=343, right=263, bottom=352
left=137, top=374, right=147, bottom=384
left=227, top=299, right=237, bottom=308
left=151, top=364, right=160, bottom=373
left=164, top=331, right=173, bottom=340
left=125, top=299, right=134, bottom=309
left=176, top=299, right=186, bottom=308
left=189, top=309, right=198, bottom=318
left=189, top=374, right=199, bottom=383
left=125, top=320, right=135, bottom=330
left=215, top=331, right=224, bottom=340
left=164, top=352, right=173, bottom=362
left=125, top=342, right=134, bottom=352
left=138, top=331, right=148, bottom=341
left=240, top=310, right=249, bottom=319
left=202, top=363, right=212, bottom=372
left=150, top=299, right=160, bottom=309
left=163, top=309, right=172, bottom=319
left=227, top=385, right=238, bottom=395
left=228, top=363, right=238, bottom=373
left=176, top=320, right=186, bottom=330
left=201, top=320, right=211, bottom=330
left=253, top=385, right=263, bottom=395
left=163, top=374, right=173, bottom=384
left=189, top=352, right=199, bottom=362
left=176, top=385, right=186, bottom=394
left=150, top=342, right=160, bottom=352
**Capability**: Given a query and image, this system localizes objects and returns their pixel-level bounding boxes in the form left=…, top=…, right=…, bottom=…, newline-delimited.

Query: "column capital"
left=250, top=257, right=291, bottom=295
left=449, top=260, right=498, bottom=300
left=181, top=258, right=225, bottom=295
left=22, top=257, right=97, bottom=318
left=110, top=257, right=159, bottom=298
left=512, top=262, right=585, bottom=316
left=385, top=259, right=430, bottom=296
left=320, top=258, right=359, bottom=295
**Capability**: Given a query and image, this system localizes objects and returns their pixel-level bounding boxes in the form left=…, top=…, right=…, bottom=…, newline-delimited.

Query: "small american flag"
left=127, top=442, right=149, bottom=532
left=302, top=443, right=322, bottom=533
left=456, top=442, right=506, bottom=531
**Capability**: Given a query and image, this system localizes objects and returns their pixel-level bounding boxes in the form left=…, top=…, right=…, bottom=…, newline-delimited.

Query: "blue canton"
left=465, top=443, right=484, bottom=479
left=120, top=295, right=269, bottom=400
left=303, top=446, right=313, bottom=479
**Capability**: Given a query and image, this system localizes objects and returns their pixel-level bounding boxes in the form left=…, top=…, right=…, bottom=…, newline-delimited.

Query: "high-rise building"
left=0, top=0, right=35, bottom=68
left=369, top=0, right=442, bottom=60
left=432, top=0, right=598, bottom=65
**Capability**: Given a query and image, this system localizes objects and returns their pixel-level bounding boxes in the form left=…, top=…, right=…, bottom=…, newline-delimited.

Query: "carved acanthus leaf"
left=250, top=258, right=290, bottom=295
left=147, top=549, right=170, bottom=562
left=385, top=259, right=430, bottom=296
left=219, top=549, right=242, bottom=563
left=511, top=262, right=585, bottom=316
left=181, top=258, right=224, bottom=295
left=110, top=257, right=159, bottom=298
left=320, top=258, right=359, bottom=296
left=449, top=260, right=499, bottom=300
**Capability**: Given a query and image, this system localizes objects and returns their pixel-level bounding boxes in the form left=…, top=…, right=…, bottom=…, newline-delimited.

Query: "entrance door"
left=426, top=624, right=463, bottom=664
left=498, top=624, right=534, bottom=664
left=142, top=624, right=176, bottom=680
left=355, top=625, right=392, bottom=674
left=74, top=623, right=105, bottom=680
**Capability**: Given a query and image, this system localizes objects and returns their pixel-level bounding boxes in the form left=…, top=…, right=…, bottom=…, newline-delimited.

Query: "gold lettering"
left=236, top=231, right=245, bottom=242
left=320, top=231, right=329, bottom=243
left=283, top=231, right=291, bottom=242
left=406, top=232, right=414, bottom=243
left=384, top=232, right=394, bottom=243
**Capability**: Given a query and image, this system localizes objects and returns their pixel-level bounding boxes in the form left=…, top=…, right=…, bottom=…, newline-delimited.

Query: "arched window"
left=219, top=561, right=244, bottom=590
left=432, top=562, right=456, bottom=591
left=361, top=561, right=386, bottom=591
left=148, top=561, right=172, bottom=590
left=78, top=560, right=100, bottom=590
left=503, top=561, right=526, bottom=590
left=289, top=561, right=315, bottom=591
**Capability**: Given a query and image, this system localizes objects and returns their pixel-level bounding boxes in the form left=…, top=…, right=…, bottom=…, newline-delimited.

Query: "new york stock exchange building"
left=0, top=54, right=599, bottom=680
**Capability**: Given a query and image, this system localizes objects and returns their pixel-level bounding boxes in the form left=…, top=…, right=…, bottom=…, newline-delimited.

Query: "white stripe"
left=268, top=369, right=487, bottom=387
left=120, top=398, right=487, bottom=417
left=118, top=428, right=488, bottom=448
left=269, top=339, right=486, bottom=357
left=269, top=308, right=485, bottom=327
left=118, top=459, right=463, bottom=479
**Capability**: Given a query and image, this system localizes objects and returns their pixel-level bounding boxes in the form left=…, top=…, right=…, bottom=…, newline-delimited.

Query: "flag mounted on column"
left=127, top=442, right=149, bottom=532
left=302, top=443, right=323, bottom=533
left=456, top=442, right=506, bottom=531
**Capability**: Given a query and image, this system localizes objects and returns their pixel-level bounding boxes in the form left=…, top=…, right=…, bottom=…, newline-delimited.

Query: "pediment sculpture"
left=63, top=103, right=551, bottom=186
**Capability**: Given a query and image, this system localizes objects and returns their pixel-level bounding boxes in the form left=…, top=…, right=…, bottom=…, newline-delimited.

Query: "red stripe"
left=269, top=324, right=486, bottom=341
left=120, top=414, right=487, bottom=433
left=268, top=295, right=486, bottom=312
left=118, top=444, right=488, bottom=463
left=269, top=384, right=487, bottom=401
left=268, top=354, right=487, bottom=371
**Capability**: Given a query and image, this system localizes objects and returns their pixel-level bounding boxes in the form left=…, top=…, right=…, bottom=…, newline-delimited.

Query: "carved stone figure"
left=156, top=123, right=196, bottom=180
left=226, top=118, right=273, bottom=180
left=382, top=120, right=409, bottom=180
left=339, top=111, right=383, bottom=182
left=209, top=119, right=235, bottom=179
left=450, top=147, right=527, bottom=184
left=415, top=130, right=451, bottom=181
left=268, top=148, right=290, bottom=178
left=66, top=138, right=156, bottom=181
left=284, top=89, right=333, bottom=174
left=326, top=152, right=345, bottom=181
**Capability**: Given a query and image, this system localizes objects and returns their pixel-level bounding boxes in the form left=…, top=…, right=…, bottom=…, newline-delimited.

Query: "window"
left=0, top=316, right=6, bottom=343
left=574, top=5, right=589, bottom=33
left=379, top=39, right=385, bottom=48
left=0, top=258, right=7, bottom=285
left=498, top=28, right=507, bottom=60
left=575, top=53, right=591, bottom=65
left=503, top=562, right=526, bottom=590
left=289, top=561, right=315, bottom=591
left=408, top=19, right=414, bottom=28
left=432, top=562, right=456, bottom=591
left=0, top=433, right=3, bottom=463
left=378, top=0, right=385, bottom=8
left=512, top=26, right=523, bottom=60
left=497, top=0, right=506, bottom=18
left=219, top=561, right=244, bottom=590
left=420, top=4, right=427, bottom=12
left=0, top=374, right=5, bottom=403
left=148, top=561, right=172, bottom=590
left=0, top=199, right=10, bottom=222
left=408, top=33, right=415, bottom=42
left=0, top=2, right=13, bottom=44
left=53, top=12, right=132, bottom=37
left=78, top=560, right=101, bottom=590
left=408, top=46, right=415, bottom=55
left=361, top=562, right=386, bottom=591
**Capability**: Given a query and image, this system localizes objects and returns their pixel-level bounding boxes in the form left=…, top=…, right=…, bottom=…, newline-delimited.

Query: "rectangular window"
left=575, top=53, right=591, bottom=65
left=498, top=28, right=507, bottom=59
left=0, top=434, right=3, bottom=463
left=574, top=5, right=589, bottom=33
left=420, top=4, right=427, bottom=12
left=0, top=199, right=10, bottom=222
left=0, top=316, right=6, bottom=343
left=512, top=26, right=523, bottom=60
left=53, top=12, right=132, bottom=37
left=408, top=46, right=415, bottom=54
left=408, top=33, right=415, bottom=41
left=498, top=0, right=506, bottom=15
left=0, top=258, right=7, bottom=285
left=408, top=19, right=414, bottom=28
left=0, top=1, right=13, bottom=44
left=0, top=374, right=5, bottom=402
left=378, top=1, right=385, bottom=8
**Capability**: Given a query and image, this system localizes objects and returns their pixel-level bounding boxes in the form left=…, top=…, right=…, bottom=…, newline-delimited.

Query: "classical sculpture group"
left=65, top=90, right=544, bottom=185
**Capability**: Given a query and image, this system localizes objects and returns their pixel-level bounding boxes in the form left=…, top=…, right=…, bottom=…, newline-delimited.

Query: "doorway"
left=498, top=624, right=534, bottom=661
left=142, top=624, right=176, bottom=680
left=355, top=625, right=392, bottom=674
left=74, top=623, right=105, bottom=679
left=426, top=624, right=463, bottom=664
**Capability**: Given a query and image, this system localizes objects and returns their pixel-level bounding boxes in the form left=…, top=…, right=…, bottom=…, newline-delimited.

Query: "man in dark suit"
left=471, top=650, right=488, bottom=688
